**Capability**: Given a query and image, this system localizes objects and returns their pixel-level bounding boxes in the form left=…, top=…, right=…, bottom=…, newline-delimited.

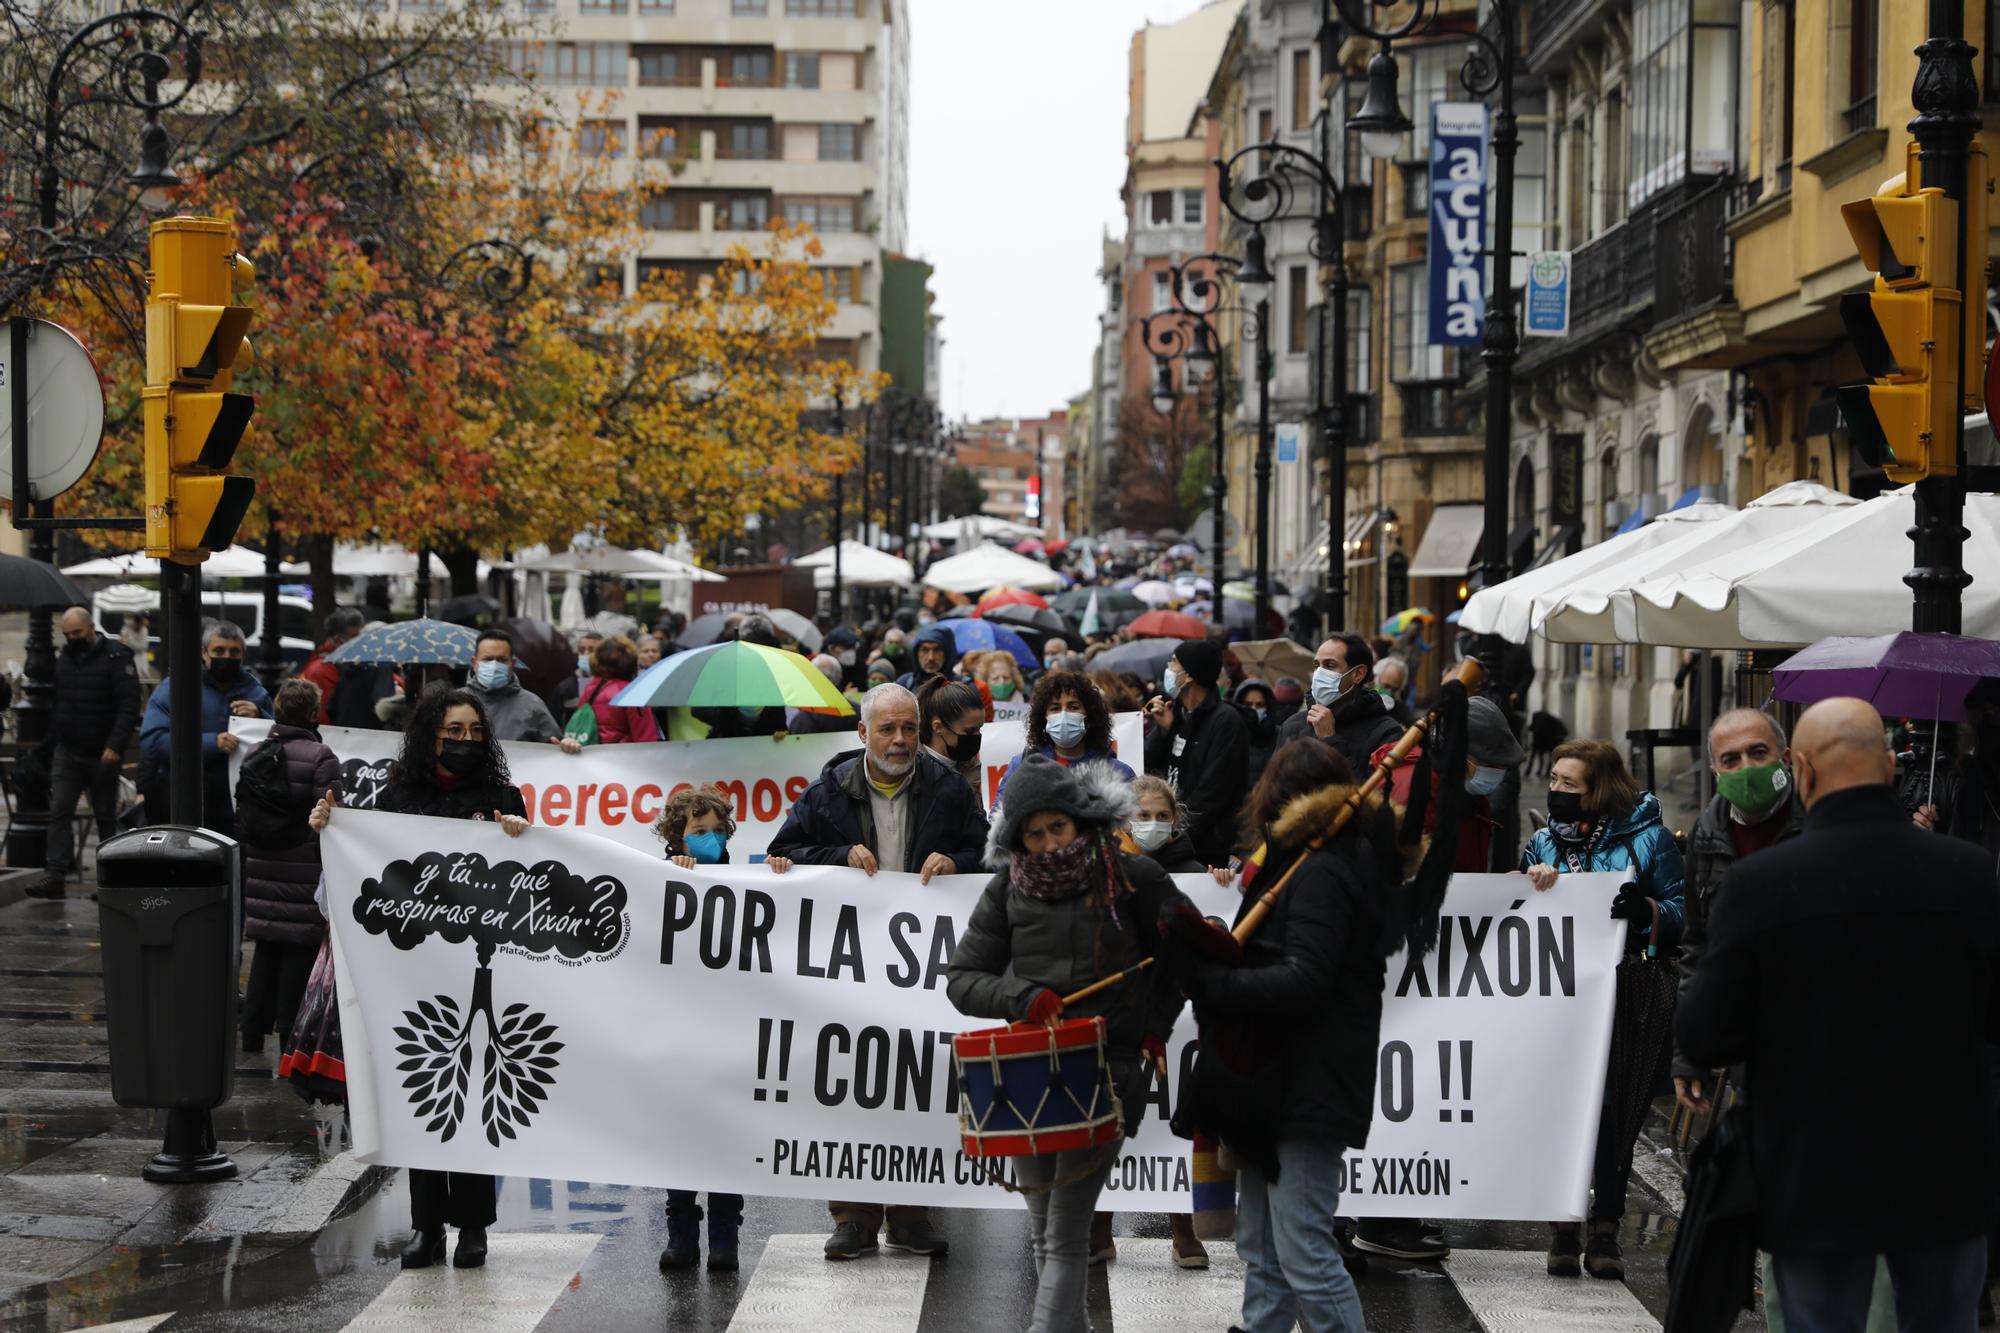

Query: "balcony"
left=1129, top=224, right=1207, bottom=261
left=1652, top=176, right=1732, bottom=328
left=1525, top=0, right=1616, bottom=75
left=1568, top=217, right=1653, bottom=335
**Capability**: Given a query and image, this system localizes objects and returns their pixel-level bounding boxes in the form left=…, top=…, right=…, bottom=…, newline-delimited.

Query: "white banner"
left=323, top=812, right=1623, bottom=1219
left=230, top=713, right=1143, bottom=860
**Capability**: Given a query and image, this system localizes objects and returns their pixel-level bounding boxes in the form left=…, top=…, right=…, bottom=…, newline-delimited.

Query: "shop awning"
left=1407, top=505, right=1486, bottom=579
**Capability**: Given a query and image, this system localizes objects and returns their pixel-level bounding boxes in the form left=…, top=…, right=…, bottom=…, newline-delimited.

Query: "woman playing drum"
left=947, top=755, right=1191, bottom=1333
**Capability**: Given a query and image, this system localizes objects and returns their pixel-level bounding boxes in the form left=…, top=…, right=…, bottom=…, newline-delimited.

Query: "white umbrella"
left=1644, top=488, right=2000, bottom=649
left=1460, top=503, right=1734, bottom=644
left=330, top=543, right=494, bottom=580
left=921, top=514, right=1044, bottom=543
left=1538, top=482, right=1858, bottom=644
left=796, top=541, right=915, bottom=590
left=62, top=545, right=308, bottom=578
left=921, top=542, right=1064, bottom=595
left=524, top=545, right=724, bottom=582
left=1130, top=579, right=1177, bottom=607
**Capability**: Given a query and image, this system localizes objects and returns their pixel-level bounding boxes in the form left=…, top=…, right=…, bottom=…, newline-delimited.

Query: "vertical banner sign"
left=1275, top=422, right=1303, bottom=464
left=1525, top=252, right=1572, bottom=337
left=1550, top=433, right=1584, bottom=537
left=1429, top=102, right=1489, bottom=347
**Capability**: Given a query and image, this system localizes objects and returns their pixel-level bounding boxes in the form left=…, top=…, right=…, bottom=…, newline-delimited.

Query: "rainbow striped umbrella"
left=609, top=641, right=852, bottom=713
left=1380, top=607, right=1434, bottom=636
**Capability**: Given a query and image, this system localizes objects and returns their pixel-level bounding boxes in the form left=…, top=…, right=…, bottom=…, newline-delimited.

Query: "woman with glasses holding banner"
left=308, top=683, right=530, bottom=1273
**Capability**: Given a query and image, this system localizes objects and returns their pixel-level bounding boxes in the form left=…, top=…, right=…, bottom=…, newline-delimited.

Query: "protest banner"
left=323, top=813, right=1623, bottom=1219
left=231, top=712, right=1142, bottom=859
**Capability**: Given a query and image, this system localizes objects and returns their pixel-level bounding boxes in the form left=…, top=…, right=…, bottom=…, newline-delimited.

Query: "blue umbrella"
left=327, top=617, right=480, bottom=667
left=937, top=617, right=1039, bottom=667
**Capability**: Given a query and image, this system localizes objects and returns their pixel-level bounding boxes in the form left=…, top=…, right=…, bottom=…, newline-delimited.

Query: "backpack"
left=564, top=681, right=603, bottom=747
left=234, top=738, right=313, bottom=848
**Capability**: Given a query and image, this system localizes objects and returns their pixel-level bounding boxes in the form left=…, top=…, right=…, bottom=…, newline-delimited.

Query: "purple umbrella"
left=1771, top=632, right=2000, bottom=722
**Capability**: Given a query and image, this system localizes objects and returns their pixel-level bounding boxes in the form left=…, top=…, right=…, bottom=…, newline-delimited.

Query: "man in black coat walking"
left=1143, top=639, right=1250, bottom=867
left=1277, top=633, right=1406, bottom=778
left=36, top=607, right=140, bottom=897
left=766, top=682, right=988, bottom=1262
left=1678, top=697, right=2000, bottom=1327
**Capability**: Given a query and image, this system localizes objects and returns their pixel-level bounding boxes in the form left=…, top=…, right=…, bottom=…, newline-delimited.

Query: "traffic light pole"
left=1908, top=0, right=1979, bottom=634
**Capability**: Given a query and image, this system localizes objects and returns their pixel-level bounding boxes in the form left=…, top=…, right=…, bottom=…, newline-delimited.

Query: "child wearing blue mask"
left=650, top=786, right=788, bottom=1272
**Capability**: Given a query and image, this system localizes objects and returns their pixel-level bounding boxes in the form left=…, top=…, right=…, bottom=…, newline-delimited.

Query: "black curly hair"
left=391, top=683, right=512, bottom=795
left=1026, top=669, right=1111, bottom=755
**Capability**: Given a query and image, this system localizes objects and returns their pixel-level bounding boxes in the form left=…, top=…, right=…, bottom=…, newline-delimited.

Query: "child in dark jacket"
left=650, top=785, right=766, bottom=1272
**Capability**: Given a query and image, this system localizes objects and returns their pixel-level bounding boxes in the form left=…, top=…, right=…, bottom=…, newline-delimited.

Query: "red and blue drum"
left=953, top=1016, right=1123, bottom=1158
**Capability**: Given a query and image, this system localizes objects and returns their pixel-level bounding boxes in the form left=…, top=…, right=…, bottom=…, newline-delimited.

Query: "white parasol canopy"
left=1538, top=482, right=1858, bottom=644
left=1460, top=504, right=1735, bottom=644
left=921, top=542, right=1064, bottom=595
left=63, top=545, right=309, bottom=579
left=796, top=541, right=915, bottom=590
left=522, top=545, right=724, bottom=582
left=921, top=514, right=1045, bottom=543
left=1629, top=487, right=2000, bottom=648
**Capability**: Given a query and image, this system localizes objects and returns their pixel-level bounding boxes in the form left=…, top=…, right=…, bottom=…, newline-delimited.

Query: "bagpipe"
left=951, top=661, right=1483, bottom=1170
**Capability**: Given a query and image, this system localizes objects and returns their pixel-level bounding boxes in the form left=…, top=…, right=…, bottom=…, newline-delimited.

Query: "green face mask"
left=1715, top=759, right=1790, bottom=820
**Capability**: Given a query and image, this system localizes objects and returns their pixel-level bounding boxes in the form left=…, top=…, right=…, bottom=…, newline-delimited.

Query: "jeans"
left=1013, top=1145, right=1118, bottom=1333
left=45, top=748, right=120, bottom=877
left=1772, top=1238, right=1986, bottom=1333
left=1238, top=1138, right=1368, bottom=1333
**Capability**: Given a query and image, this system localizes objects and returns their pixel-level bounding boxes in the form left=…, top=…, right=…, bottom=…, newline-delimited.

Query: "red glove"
left=1023, top=988, right=1063, bottom=1025
left=1140, top=1036, right=1167, bottom=1068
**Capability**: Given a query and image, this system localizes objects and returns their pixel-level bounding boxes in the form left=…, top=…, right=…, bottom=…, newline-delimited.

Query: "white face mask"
left=1131, top=820, right=1173, bottom=852
left=1046, top=711, right=1087, bottom=749
left=1310, top=665, right=1349, bottom=707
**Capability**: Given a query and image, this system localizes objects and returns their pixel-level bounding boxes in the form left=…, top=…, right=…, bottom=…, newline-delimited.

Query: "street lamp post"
left=1214, top=41, right=1348, bottom=635
left=829, top=389, right=847, bottom=617
left=10, top=7, right=201, bottom=870
left=1252, top=297, right=1274, bottom=632
left=1343, top=0, right=1520, bottom=680
left=1139, top=255, right=1252, bottom=601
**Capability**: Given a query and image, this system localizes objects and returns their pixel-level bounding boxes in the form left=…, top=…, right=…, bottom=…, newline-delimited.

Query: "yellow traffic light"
left=144, top=217, right=256, bottom=562
left=1837, top=151, right=1961, bottom=483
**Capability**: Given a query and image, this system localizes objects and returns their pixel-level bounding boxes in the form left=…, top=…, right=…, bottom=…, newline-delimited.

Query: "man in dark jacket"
left=1278, top=633, right=1405, bottom=777
left=1679, top=698, right=2000, bottom=1324
left=35, top=607, right=141, bottom=896
left=766, top=682, right=988, bottom=1261
left=139, top=621, right=272, bottom=837
left=893, top=622, right=954, bottom=693
left=1671, top=707, right=1805, bottom=1114
left=1144, top=639, right=1250, bottom=867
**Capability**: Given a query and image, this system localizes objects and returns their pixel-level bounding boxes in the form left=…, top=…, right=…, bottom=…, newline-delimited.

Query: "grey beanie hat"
left=985, top=755, right=1138, bottom=868
left=1465, top=695, right=1527, bottom=768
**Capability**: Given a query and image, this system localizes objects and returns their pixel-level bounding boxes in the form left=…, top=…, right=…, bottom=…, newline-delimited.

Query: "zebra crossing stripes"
left=1444, top=1248, right=1662, bottom=1332
left=725, top=1234, right=931, bottom=1333
left=338, top=1234, right=603, bottom=1331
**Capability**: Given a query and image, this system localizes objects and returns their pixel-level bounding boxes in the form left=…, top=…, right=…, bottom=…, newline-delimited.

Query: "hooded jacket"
left=1184, top=781, right=1398, bottom=1153
left=767, top=748, right=991, bottom=873
left=1520, top=790, right=1686, bottom=949
left=468, top=672, right=563, bottom=744
left=949, top=762, right=1190, bottom=1129
left=1278, top=679, right=1406, bottom=778
left=894, top=623, right=959, bottom=693
left=1233, top=677, right=1281, bottom=781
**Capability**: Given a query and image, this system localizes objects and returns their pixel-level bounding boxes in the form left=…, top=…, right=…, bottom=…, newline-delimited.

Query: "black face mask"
left=944, top=730, right=981, bottom=764
left=207, top=658, right=242, bottom=683
left=438, top=739, right=487, bottom=777
left=62, top=637, right=89, bottom=655
left=1546, top=789, right=1587, bottom=824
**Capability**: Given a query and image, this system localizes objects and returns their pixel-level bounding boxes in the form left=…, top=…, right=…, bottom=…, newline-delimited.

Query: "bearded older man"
left=766, top=682, right=991, bottom=1261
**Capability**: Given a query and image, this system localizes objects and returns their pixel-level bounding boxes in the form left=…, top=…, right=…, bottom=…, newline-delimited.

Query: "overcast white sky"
left=906, top=0, right=1215, bottom=425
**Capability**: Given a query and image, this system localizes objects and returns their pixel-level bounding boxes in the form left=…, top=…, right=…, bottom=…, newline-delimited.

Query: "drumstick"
left=1054, top=658, right=1486, bottom=1011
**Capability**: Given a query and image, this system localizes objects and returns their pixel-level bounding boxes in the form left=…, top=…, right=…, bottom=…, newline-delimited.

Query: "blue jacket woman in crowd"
left=994, top=669, right=1134, bottom=809
left=1520, top=738, right=1684, bottom=1282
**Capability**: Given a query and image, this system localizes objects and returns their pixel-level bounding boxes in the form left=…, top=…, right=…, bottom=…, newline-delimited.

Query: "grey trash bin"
left=97, top=825, right=241, bottom=1113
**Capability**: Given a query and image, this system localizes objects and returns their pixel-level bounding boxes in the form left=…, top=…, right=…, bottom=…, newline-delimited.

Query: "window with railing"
left=1401, top=384, right=1459, bottom=436
left=507, top=41, right=627, bottom=86
left=817, top=123, right=859, bottom=161
left=722, top=51, right=775, bottom=87
left=637, top=49, right=692, bottom=87
left=781, top=196, right=858, bottom=231
left=577, top=119, right=625, bottom=158
left=638, top=0, right=674, bottom=12
left=1835, top=0, right=1878, bottom=132
left=785, top=53, right=821, bottom=88
left=788, top=0, right=861, bottom=13
left=725, top=123, right=774, bottom=159
left=579, top=0, right=626, bottom=13
left=637, top=118, right=679, bottom=158
left=732, top=0, right=767, bottom=14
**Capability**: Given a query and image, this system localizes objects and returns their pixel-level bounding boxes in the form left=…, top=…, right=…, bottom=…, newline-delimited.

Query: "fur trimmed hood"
left=984, top=757, right=1138, bottom=868
left=1269, top=782, right=1382, bottom=846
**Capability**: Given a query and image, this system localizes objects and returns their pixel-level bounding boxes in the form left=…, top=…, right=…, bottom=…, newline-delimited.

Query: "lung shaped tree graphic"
left=356, top=851, right=629, bottom=1146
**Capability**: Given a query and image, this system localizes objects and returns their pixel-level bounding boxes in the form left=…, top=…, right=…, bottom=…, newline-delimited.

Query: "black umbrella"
left=440, top=593, right=502, bottom=627
left=681, top=612, right=732, bottom=647
left=0, top=553, right=87, bottom=612
left=1664, top=1103, right=1759, bottom=1332
left=1091, top=637, right=1178, bottom=683
left=939, top=603, right=980, bottom=619
left=983, top=603, right=1076, bottom=641
left=496, top=617, right=577, bottom=716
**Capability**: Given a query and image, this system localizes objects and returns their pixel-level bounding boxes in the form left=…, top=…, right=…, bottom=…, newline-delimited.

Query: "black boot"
left=707, top=1199, right=741, bottom=1272
left=660, top=1202, right=701, bottom=1271
left=453, top=1226, right=487, bottom=1269
left=401, top=1228, right=447, bottom=1270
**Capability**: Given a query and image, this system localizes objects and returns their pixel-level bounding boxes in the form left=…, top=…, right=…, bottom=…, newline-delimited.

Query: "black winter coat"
left=1144, top=692, right=1250, bottom=868
left=1188, top=781, right=1395, bottom=1154
left=374, top=764, right=529, bottom=823
left=1278, top=685, right=1405, bottom=779
left=1677, top=784, right=2000, bottom=1254
left=241, top=725, right=342, bottom=946
left=949, top=851, right=1189, bottom=1133
left=50, top=635, right=140, bottom=759
left=1140, top=832, right=1209, bottom=874
left=767, top=749, right=990, bottom=873
left=1671, top=790, right=1804, bottom=1080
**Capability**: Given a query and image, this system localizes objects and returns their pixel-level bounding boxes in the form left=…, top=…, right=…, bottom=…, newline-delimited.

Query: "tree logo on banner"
left=352, top=851, right=632, bottom=1145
